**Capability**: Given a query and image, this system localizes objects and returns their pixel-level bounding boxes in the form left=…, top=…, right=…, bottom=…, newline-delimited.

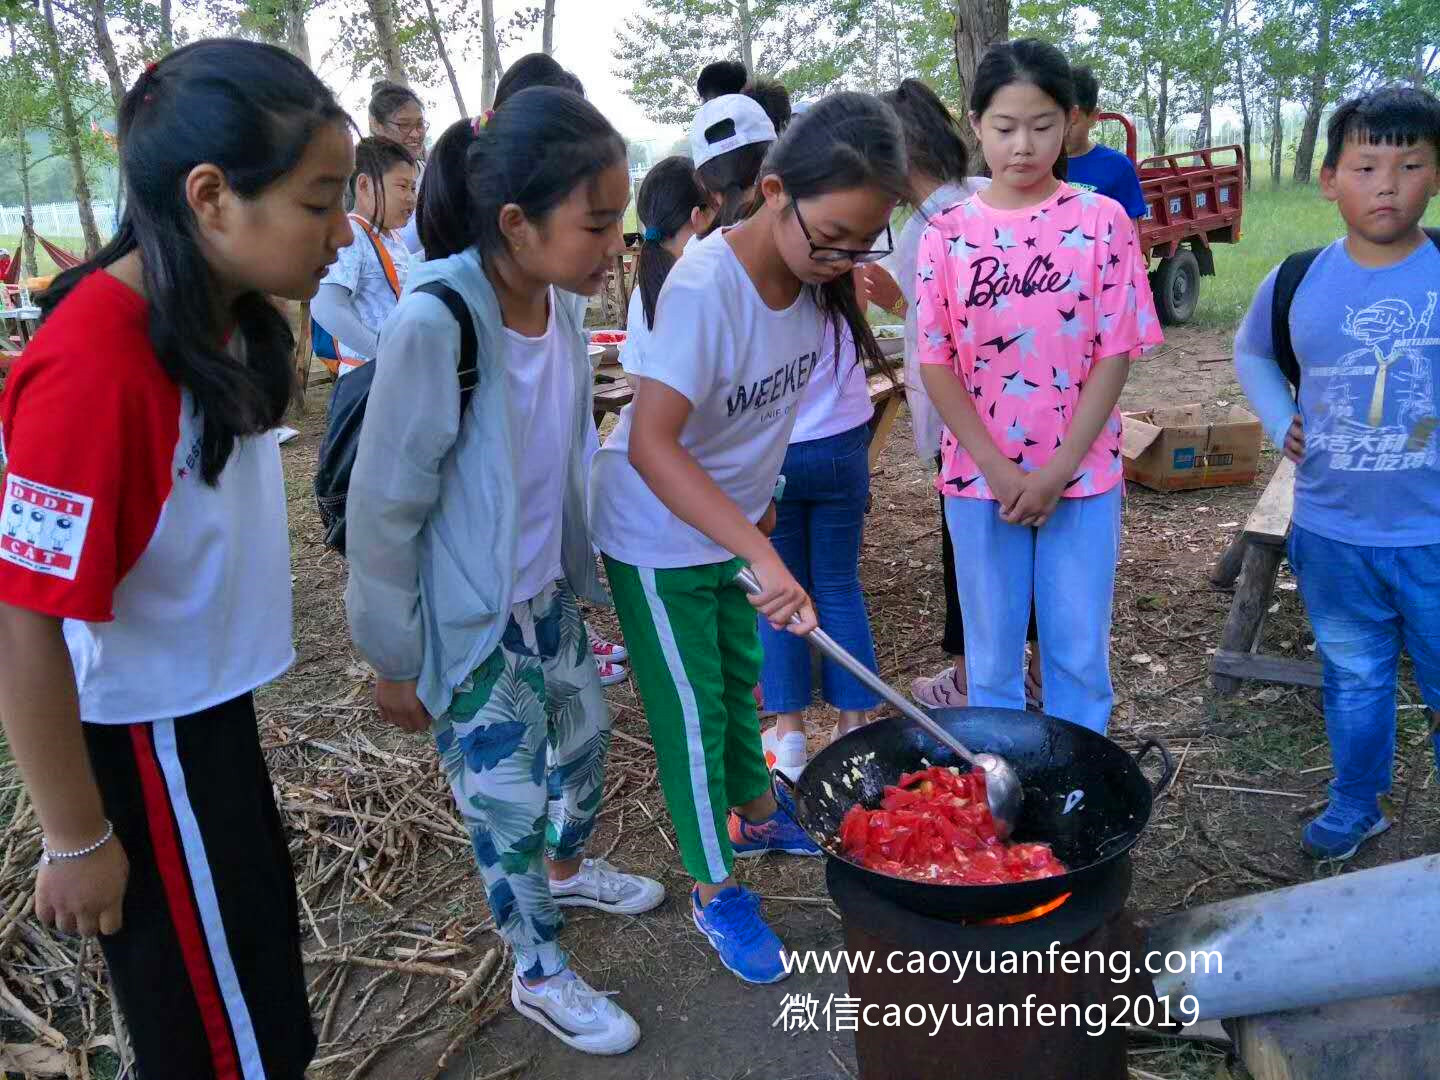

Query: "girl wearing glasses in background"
left=369, top=81, right=428, bottom=253
left=588, top=93, right=907, bottom=985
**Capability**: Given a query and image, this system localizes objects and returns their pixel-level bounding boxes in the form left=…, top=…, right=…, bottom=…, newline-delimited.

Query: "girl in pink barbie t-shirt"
left=915, top=39, right=1162, bottom=734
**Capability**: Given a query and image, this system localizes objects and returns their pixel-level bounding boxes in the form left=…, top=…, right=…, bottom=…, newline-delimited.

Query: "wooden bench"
left=1209, top=457, right=1323, bottom=693
left=593, top=366, right=907, bottom=473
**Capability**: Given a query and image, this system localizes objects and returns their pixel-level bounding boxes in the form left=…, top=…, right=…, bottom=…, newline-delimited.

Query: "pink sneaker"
left=588, top=627, right=628, bottom=664
left=595, top=659, right=628, bottom=687
left=911, top=665, right=967, bottom=709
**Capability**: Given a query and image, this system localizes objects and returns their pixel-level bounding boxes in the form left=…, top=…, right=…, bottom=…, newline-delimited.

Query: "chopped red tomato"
left=837, top=766, right=1066, bottom=886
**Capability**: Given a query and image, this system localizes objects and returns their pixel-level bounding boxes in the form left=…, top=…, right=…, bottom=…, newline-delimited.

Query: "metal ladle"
left=736, top=566, right=1023, bottom=840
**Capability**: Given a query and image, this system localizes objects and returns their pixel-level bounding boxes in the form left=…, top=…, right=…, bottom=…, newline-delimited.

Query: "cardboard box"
left=1121, top=404, right=1262, bottom=491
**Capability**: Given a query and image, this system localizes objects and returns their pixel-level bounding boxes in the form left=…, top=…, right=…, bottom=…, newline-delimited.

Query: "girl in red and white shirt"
left=0, top=40, right=353, bottom=1078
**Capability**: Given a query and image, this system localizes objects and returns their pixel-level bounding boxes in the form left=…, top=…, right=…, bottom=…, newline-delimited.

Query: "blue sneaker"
left=692, top=886, right=788, bottom=984
left=728, top=781, right=821, bottom=857
left=1302, top=803, right=1390, bottom=861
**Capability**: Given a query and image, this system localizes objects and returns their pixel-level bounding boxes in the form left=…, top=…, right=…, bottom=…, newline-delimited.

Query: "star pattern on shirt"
left=918, top=263, right=935, bottom=283
left=1001, top=370, right=1040, bottom=399
left=910, top=192, right=1162, bottom=510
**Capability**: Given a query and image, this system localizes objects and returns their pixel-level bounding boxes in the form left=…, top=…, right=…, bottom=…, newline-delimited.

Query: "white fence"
left=0, top=201, right=117, bottom=239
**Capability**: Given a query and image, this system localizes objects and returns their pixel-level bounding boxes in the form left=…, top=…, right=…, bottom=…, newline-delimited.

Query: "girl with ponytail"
left=344, top=86, right=663, bottom=1056
left=589, top=92, right=908, bottom=986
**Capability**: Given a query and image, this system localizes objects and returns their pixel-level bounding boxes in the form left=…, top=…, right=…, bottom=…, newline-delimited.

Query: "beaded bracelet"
left=40, top=820, right=114, bottom=866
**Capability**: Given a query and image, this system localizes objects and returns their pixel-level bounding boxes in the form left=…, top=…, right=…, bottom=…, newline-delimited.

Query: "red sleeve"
left=0, top=285, right=178, bottom=622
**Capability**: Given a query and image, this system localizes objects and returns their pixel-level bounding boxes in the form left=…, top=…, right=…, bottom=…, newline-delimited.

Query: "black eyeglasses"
left=792, top=200, right=893, bottom=264
left=385, top=117, right=429, bottom=137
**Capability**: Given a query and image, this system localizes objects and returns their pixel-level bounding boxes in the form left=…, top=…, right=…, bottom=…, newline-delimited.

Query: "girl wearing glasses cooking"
left=589, top=93, right=907, bottom=985
left=915, top=40, right=1162, bottom=736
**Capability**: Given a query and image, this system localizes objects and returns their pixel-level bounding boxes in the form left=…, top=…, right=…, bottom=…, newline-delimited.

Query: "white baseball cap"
left=689, top=94, right=777, bottom=169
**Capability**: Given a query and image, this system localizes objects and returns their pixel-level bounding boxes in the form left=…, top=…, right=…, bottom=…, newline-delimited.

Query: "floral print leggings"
left=432, top=580, right=611, bottom=979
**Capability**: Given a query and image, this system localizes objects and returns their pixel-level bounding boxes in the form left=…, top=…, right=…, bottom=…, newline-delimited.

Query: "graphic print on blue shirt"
left=1284, top=240, right=1440, bottom=546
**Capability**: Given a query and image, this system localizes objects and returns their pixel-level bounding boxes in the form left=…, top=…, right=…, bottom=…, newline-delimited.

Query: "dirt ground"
left=4, top=323, right=1437, bottom=1080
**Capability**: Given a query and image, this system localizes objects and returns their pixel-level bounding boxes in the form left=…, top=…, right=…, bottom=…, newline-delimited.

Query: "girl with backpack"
left=915, top=40, right=1162, bottom=735
left=0, top=39, right=352, bottom=1076
left=589, top=93, right=908, bottom=985
left=344, top=88, right=663, bottom=1056
left=311, top=136, right=418, bottom=378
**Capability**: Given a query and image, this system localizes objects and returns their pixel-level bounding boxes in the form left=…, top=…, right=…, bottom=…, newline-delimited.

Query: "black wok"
left=783, top=706, right=1173, bottom=918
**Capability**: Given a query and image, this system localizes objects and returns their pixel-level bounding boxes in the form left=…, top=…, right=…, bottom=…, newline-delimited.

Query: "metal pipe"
left=1147, top=854, right=1440, bottom=1021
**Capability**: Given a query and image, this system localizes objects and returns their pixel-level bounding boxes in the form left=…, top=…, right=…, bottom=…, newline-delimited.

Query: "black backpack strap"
left=414, top=281, right=480, bottom=416
left=1271, top=247, right=1323, bottom=393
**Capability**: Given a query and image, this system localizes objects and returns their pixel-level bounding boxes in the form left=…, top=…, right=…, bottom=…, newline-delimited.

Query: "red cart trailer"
left=1098, top=112, right=1245, bottom=324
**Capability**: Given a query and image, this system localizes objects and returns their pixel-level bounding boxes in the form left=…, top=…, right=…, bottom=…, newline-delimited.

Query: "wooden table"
left=1209, top=457, right=1322, bottom=693
left=593, top=366, right=907, bottom=473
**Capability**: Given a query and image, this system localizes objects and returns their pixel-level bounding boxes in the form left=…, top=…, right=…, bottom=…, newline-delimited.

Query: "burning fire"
left=968, top=892, right=1072, bottom=926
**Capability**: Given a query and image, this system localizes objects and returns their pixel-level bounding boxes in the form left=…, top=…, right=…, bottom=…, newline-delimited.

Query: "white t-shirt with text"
left=590, top=230, right=827, bottom=568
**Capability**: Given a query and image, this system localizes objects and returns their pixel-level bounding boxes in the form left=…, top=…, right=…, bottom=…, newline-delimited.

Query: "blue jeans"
left=1288, top=527, right=1440, bottom=815
left=759, top=423, right=881, bottom=713
left=944, top=487, right=1122, bottom=733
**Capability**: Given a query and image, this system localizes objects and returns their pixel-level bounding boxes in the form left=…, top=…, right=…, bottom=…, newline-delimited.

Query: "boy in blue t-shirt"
left=1065, top=67, right=1147, bottom=223
left=1234, top=86, right=1440, bottom=861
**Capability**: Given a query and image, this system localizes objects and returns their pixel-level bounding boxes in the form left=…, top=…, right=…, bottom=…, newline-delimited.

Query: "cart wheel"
left=1152, top=250, right=1200, bottom=325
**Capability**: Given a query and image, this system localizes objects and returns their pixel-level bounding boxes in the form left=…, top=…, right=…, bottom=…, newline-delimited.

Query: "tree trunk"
left=1154, top=59, right=1169, bottom=156
left=1270, top=91, right=1283, bottom=185
left=285, top=0, right=312, bottom=67
left=41, top=0, right=102, bottom=256
left=1232, top=0, right=1252, bottom=188
left=737, top=0, right=754, bottom=72
left=9, top=21, right=37, bottom=278
left=542, top=0, right=555, bottom=54
left=159, top=0, right=172, bottom=50
left=1292, top=0, right=1332, bottom=184
left=422, top=0, right=466, bottom=113
left=367, top=0, right=408, bottom=85
left=952, top=0, right=1010, bottom=157
left=91, top=0, right=126, bottom=113
left=480, top=0, right=500, bottom=109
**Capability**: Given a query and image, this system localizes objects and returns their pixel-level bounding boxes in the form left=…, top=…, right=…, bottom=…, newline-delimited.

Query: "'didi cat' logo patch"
left=0, top=475, right=93, bottom=581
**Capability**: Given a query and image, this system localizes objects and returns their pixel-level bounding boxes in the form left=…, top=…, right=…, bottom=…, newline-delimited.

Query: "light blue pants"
left=944, top=487, right=1123, bottom=733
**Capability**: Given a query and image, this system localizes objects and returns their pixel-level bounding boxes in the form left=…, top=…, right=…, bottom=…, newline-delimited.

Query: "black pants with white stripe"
left=84, top=693, right=315, bottom=1079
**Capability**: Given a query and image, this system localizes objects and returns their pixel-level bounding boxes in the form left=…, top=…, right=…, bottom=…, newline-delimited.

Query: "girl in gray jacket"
left=344, top=88, right=662, bottom=1056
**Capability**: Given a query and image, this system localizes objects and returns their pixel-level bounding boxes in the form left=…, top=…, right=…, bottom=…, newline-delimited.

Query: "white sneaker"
left=596, top=659, right=628, bottom=687
left=511, top=968, right=640, bottom=1055
left=761, top=726, right=808, bottom=782
left=551, top=858, right=666, bottom=915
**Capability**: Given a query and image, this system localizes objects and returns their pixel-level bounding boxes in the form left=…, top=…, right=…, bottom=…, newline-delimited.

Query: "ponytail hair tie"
left=642, top=226, right=663, bottom=243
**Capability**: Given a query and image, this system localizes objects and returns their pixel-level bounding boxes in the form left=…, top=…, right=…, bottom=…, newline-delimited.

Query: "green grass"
left=1188, top=183, right=1440, bottom=331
